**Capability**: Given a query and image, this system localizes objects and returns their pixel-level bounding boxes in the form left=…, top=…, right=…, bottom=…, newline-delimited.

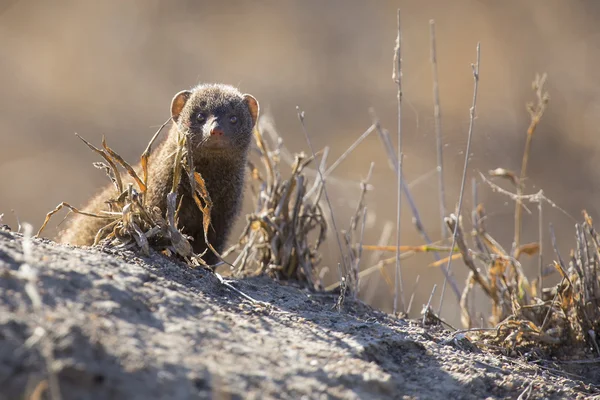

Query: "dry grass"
left=222, top=124, right=328, bottom=288
left=434, top=74, right=600, bottom=360
left=35, top=119, right=218, bottom=267
left=459, top=208, right=600, bottom=358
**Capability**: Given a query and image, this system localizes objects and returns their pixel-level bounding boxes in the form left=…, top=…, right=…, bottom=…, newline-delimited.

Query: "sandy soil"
left=0, top=227, right=598, bottom=400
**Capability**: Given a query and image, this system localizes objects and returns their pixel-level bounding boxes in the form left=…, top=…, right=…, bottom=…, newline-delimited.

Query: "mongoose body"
left=58, top=83, right=259, bottom=265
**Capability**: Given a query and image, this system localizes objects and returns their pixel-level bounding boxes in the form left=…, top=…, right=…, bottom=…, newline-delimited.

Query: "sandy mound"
left=0, top=228, right=596, bottom=399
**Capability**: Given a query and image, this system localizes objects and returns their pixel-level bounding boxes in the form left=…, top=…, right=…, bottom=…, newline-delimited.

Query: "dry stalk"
left=460, top=272, right=476, bottom=328
left=429, top=19, right=448, bottom=240
left=422, top=284, right=437, bottom=326
left=392, top=8, right=406, bottom=314
left=325, top=250, right=420, bottom=292
left=367, top=221, right=394, bottom=269
left=342, top=162, right=374, bottom=297
left=445, top=215, right=496, bottom=302
left=297, top=107, right=348, bottom=285
left=513, top=73, right=550, bottom=259
left=438, top=42, right=481, bottom=317
left=225, top=122, right=328, bottom=288
left=370, top=109, right=461, bottom=301
left=537, top=201, right=544, bottom=297
left=406, top=274, right=420, bottom=315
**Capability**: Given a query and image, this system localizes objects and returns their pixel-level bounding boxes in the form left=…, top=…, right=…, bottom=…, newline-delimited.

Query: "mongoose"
left=58, top=83, right=259, bottom=265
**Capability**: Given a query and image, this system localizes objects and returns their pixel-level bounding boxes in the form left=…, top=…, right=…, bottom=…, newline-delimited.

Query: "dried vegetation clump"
left=222, top=123, right=328, bottom=287
left=36, top=119, right=219, bottom=267
left=437, top=74, right=600, bottom=360
left=460, top=209, right=600, bottom=359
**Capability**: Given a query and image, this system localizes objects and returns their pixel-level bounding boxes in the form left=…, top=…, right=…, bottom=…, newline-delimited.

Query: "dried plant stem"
left=471, top=177, right=488, bottom=255
left=549, top=223, right=567, bottom=277
left=513, top=73, right=549, bottom=258
left=406, top=275, right=420, bottom=315
left=324, top=124, right=376, bottom=177
left=36, top=202, right=116, bottom=237
left=445, top=215, right=495, bottom=300
left=325, top=250, right=416, bottom=292
left=392, top=8, right=406, bottom=314
left=438, top=42, right=480, bottom=316
left=355, top=206, right=368, bottom=297
left=372, top=116, right=461, bottom=301
left=479, top=172, right=575, bottom=222
left=303, top=124, right=376, bottom=201
left=303, top=146, right=330, bottom=202
left=429, top=19, right=448, bottom=239
left=347, top=161, right=374, bottom=296
left=368, top=221, right=394, bottom=266
left=297, top=107, right=348, bottom=282
left=140, top=117, right=172, bottom=196
left=75, top=133, right=124, bottom=194
left=538, top=201, right=543, bottom=296
left=214, top=273, right=269, bottom=306
left=423, top=284, right=437, bottom=327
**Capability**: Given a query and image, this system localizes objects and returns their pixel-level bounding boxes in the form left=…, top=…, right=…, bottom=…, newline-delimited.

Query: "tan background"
left=1, top=0, right=600, bottom=327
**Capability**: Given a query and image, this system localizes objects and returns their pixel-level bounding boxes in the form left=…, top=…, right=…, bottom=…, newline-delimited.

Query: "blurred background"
left=2, top=0, right=600, bottom=327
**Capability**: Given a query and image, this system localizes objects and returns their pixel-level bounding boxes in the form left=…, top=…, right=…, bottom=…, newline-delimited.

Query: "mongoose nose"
left=210, top=127, right=224, bottom=136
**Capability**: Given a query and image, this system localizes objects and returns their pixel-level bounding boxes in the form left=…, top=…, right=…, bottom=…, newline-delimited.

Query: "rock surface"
left=0, top=228, right=597, bottom=400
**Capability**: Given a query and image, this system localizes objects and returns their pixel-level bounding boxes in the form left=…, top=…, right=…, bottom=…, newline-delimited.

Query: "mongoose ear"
left=171, top=90, right=192, bottom=122
left=243, top=94, right=259, bottom=127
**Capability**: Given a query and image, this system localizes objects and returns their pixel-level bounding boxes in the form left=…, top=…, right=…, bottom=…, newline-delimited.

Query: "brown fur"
left=58, top=83, right=259, bottom=265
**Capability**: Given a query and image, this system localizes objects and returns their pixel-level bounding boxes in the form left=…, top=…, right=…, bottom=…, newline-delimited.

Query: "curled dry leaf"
left=488, top=168, right=519, bottom=187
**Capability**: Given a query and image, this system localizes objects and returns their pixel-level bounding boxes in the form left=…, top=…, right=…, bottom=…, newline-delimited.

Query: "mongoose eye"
left=196, top=113, right=206, bottom=123
left=229, top=115, right=238, bottom=124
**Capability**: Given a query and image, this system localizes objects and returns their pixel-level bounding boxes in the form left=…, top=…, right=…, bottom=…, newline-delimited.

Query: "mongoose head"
left=170, top=83, right=259, bottom=157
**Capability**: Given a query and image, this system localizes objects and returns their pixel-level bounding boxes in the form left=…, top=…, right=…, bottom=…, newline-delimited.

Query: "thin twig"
left=392, top=8, right=405, bottom=314
left=141, top=116, right=172, bottom=199
left=368, top=221, right=394, bottom=267
left=438, top=42, right=480, bottom=316
left=371, top=113, right=461, bottom=301
left=445, top=215, right=495, bottom=300
left=480, top=173, right=576, bottom=222
left=406, top=274, right=420, bottom=315
left=516, top=380, right=535, bottom=400
left=214, top=273, right=270, bottom=306
left=471, top=177, right=488, bottom=255
left=514, top=73, right=549, bottom=257
left=297, top=108, right=349, bottom=283
left=429, top=19, right=448, bottom=240
left=354, top=206, right=368, bottom=298
left=541, top=287, right=560, bottom=331
left=538, top=201, right=543, bottom=296
left=11, top=209, right=21, bottom=233
left=325, top=125, right=376, bottom=177
left=348, top=161, right=375, bottom=296
left=304, top=146, right=330, bottom=202
left=303, top=125, right=376, bottom=201
left=422, top=284, right=437, bottom=326
left=549, top=223, right=567, bottom=278
left=324, top=251, right=416, bottom=292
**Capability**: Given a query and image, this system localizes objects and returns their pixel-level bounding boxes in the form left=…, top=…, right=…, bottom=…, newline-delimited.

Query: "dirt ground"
left=0, top=226, right=598, bottom=400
